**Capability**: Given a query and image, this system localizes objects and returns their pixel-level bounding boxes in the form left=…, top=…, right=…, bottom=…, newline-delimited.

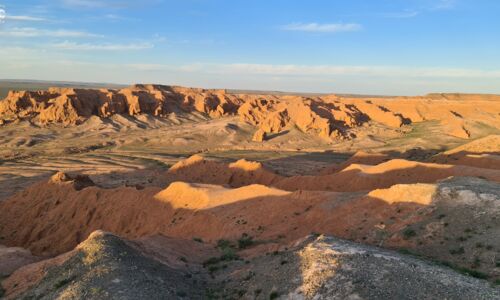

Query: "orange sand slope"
left=0, top=146, right=498, bottom=256
left=0, top=173, right=499, bottom=280
left=1, top=84, right=499, bottom=139
left=0, top=174, right=458, bottom=256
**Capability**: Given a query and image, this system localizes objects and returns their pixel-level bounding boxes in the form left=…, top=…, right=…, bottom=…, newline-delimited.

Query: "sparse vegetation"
left=398, top=248, right=414, bottom=256
left=472, top=257, right=481, bottom=268
left=402, top=228, right=417, bottom=239
left=203, top=239, right=240, bottom=272
left=457, top=267, right=488, bottom=280
left=449, top=247, right=465, bottom=255
left=208, top=265, right=219, bottom=273
left=270, top=291, right=280, bottom=299
left=54, top=277, right=74, bottom=289
left=90, top=287, right=102, bottom=295
left=244, top=271, right=255, bottom=281
left=238, top=233, right=254, bottom=249
left=217, top=239, right=232, bottom=250
left=436, top=260, right=489, bottom=280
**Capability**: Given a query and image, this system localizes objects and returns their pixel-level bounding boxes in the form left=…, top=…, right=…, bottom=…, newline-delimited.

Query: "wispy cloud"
left=432, top=0, right=456, bottom=10
left=281, top=22, right=362, bottom=33
left=61, top=0, right=111, bottom=8
left=5, top=15, right=46, bottom=21
left=51, top=41, right=154, bottom=51
left=102, top=14, right=131, bottom=21
left=382, top=10, right=420, bottom=18
left=0, top=6, right=47, bottom=22
left=380, top=0, right=455, bottom=19
left=0, top=27, right=102, bottom=37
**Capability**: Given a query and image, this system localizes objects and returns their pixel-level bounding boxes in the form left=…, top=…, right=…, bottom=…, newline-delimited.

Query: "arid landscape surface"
left=0, top=83, right=499, bottom=299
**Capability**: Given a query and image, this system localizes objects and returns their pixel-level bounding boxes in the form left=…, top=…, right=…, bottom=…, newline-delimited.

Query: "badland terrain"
left=0, top=83, right=499, bottom=299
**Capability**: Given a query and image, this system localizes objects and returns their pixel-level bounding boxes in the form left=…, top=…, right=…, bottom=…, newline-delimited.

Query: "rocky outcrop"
left=50, top=172, right=95, bottom=191
left=0, top=85, right=238, bottom=126
left=226, top=235, right=500, bottom=299
left=252, top=128, right=267, bottom=142
left=0, top=245, right=40, bottom=277
left=1, top=231, right=208, bottom=299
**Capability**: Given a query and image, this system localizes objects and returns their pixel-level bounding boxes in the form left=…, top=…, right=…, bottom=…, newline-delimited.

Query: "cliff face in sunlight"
left=1, top=84, right=499, bottom=139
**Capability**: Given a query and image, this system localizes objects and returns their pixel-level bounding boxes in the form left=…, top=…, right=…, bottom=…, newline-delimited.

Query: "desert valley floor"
left=0, top=84, right=499, bottom=299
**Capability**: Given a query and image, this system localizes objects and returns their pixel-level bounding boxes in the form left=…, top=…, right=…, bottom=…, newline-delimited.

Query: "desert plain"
left=0, top=82, right=499, bottom=299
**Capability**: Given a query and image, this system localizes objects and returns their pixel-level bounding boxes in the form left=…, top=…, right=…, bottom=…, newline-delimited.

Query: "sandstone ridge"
left=2, top=84, right=499, bottom=139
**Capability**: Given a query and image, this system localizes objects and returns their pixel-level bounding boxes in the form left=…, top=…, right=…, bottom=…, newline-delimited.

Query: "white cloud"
left=61, top=0, right=108, bottom=8
left=433, top=0, right=456, bottom=10
left=0, top=27, right=102, bottom=37
left=379, top=1, right=455, bottom=19
left=383, top=10, right=420, bottom=18
left=5, top=15, right=46, bottom=21
left=51, top=41, right=154, bottom=51
left=281, top=22, right=362, bottom=33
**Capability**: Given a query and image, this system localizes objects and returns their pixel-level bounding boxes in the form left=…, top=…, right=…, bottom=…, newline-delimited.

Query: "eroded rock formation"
left=1, top=84, right=499, bottom=139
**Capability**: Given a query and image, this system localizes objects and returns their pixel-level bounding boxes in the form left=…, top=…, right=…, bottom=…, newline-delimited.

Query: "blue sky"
left=0, top=0, right=499, bottom=95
